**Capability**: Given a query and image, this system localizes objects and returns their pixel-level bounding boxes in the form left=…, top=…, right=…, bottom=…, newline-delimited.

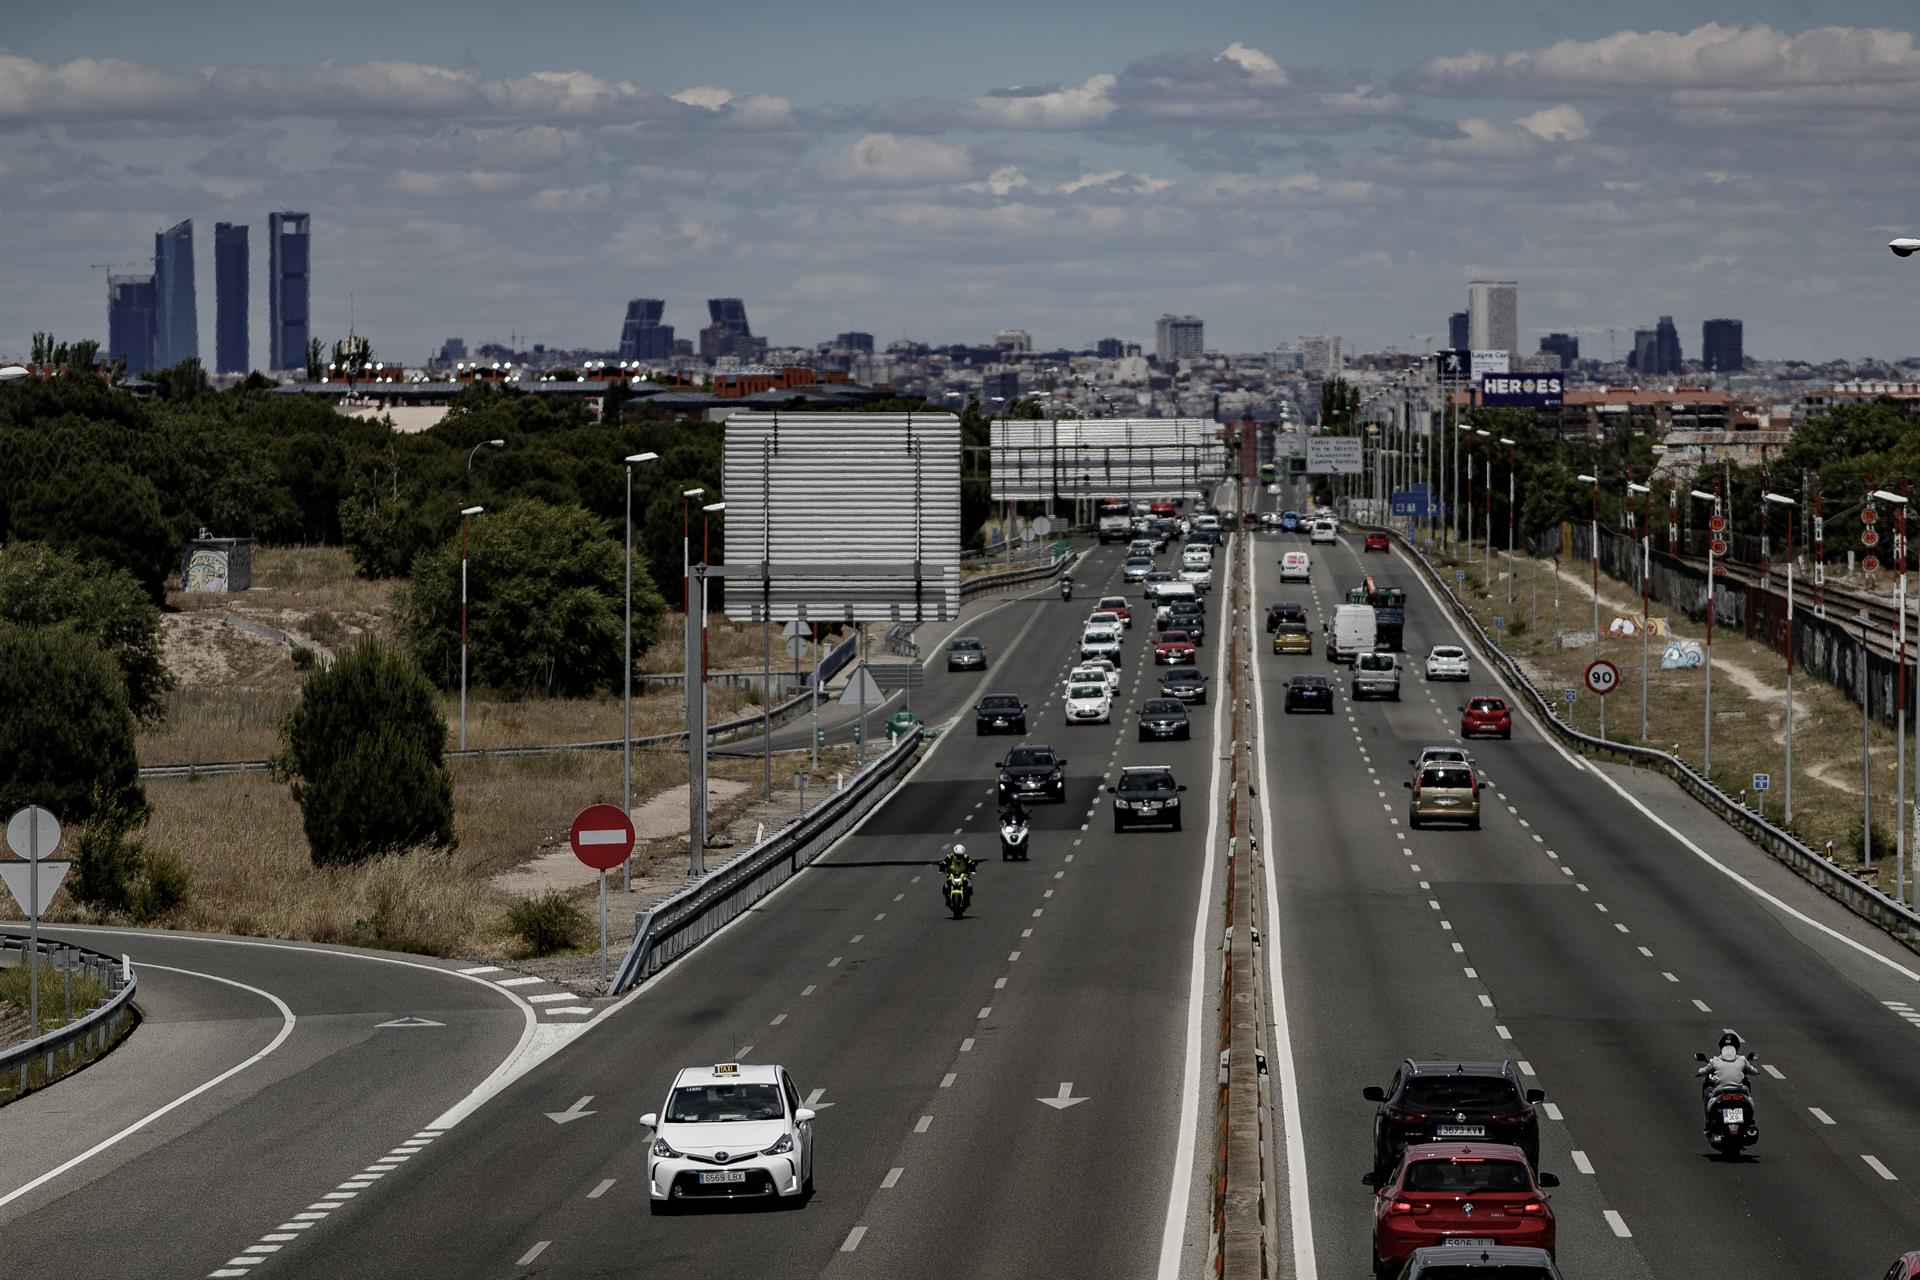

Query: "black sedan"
left=1159, top=665, right=1208, bottom=704
left=1137, top=697, right=1192, bottom=741
left=1161, top=602, right=1206, bottom=643
left=1284, top=674, right=1334, bottom=713
left=1266, top=601, right=1306, bottom=632
left=996, top=743, right=1068, bottom=803
left=1109, top=766, right=1187, bottom=832
left=974, top=693, right=1028, bottom=735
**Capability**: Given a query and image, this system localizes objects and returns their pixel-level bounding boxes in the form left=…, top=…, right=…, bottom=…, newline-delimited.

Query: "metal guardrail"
left=958, top=542, right=1081, bottom=599
left=137, top=636, right=864, bottom=781
left=1371, top=521, right=1920, bottom=941
left=885, top=622, right=920, bottom=659
left=610, top=724, right=924, bottom=993
left=1, top=937, right=138, bottom=1097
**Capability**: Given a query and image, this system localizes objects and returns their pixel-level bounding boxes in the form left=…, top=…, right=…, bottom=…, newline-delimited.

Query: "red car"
left=1368, top=1142, right=1558, bottom=1277
left=1461, top=695, right=1513, bottom=740
left=1097, top=597, right=1132, bottom=628
left=1883, top=1253, right=1920, bottom=1278
left=1155, top=630, right=1198, bottom=664
left=1364, top=531, right=1390, bottom=552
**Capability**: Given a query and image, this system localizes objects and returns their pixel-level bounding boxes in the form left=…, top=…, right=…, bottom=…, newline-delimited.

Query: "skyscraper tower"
left=153, top=219, right=198, bottom=367
left=1702, top=318, right=1743, bottom=373
left=107, top=274, right=158, bottom=374
left=699, top=298, right=766, bottom=360
left=1467, top=281, right=1518, bottom=367
left=214, top=222, right=249, bottom=373
left=1654, top=315, right=1683, bottom=375
left=269, top=211, right=311, bottom=371
left=618, top=298, right=675, bottom=361
left=1448, top=311, right=1469, bottom=350
left=1154, top=314, right=1204, bottom=362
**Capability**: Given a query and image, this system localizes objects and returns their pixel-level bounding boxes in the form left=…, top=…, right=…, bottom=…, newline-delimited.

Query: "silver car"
left=1122, top=557, right=1154, bottom=583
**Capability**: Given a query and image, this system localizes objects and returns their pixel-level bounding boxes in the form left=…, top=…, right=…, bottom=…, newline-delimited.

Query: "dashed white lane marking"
left=1572, top=1150, right=1595, bottom=1175
left=1595, top=903, right=1609, bottom=913
left=841, top=1226, right=868, bottom=1251
left=1692, top=999, right=1713, bottom=1013
left=494, top=975, right=542, bottom=987
left=914, top=1115, right=933, bottom=1133
left=1021, top=928, right=1033, bottom=938
left=850, top=934, right=865, bottom=943
left=1864, top=1155, right=1900, bottom=1181
left=1615, top=924, right=1631, bottom=934
left=1032, top=909, right=1044, bottom=918
left=802, top=985, right=817, bottom=997
left=882, top=1167, right=904, bottom=1189
left=1464, top=967, right=1478, bottom=979
left=1009, top=951, right=1021, bottom=962
left=1543, top=1102, right=1563, bottom=1121
left=770, top=1013, right=787, bottom=1026
left=994, top=977, right=1007, bottom=989
left=458, top=965, right=502, bottom=975
left=1663, top=972, right=1680, bottom=983
left=1477, top=994, right=1494, bottom=1008
left=1810, top=1108, right=1836, bottom=1125
left=1604, top=1210, right=1633, bottom=1238
left=893, top=893, right=905, bottom=902
left=828, top=956, right=842, bottom=968
left=516, top=1242, right=552, bottom=1265
left=1428, top=900, right=1441, bottom=910
left=961, top=1037, right=975, bottom=1052
left=1762, top=1063, right=1786, bottom=1080
left=1517, top=1061, right=1535, bottom=1077
left=1637, top=946, right=1653, bottom=958
left=941, top=1072, right=957, bottom=1088
left=1496, top=1025, right=1512, bottom=1040
left=527, top=992, right=575, bottom=1004
left=874, top=913, right=887, bottom=922
left=588, top=1178, right=615, bottom=1199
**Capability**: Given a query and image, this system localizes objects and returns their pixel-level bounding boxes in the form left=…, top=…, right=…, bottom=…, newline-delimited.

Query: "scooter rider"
left=1059, top=574, right=1074, bottom=602
left=1697, top=1030, right=1759, bottom=1130
left=999, top=794, right=1030, bottom=829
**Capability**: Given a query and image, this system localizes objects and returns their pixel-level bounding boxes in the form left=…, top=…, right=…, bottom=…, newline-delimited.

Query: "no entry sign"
left=570, top=804, right=636, bottom=870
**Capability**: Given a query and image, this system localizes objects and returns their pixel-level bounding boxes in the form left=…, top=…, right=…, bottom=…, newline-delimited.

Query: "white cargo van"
left=1327, top=603, right=1377, bottom=664
left=1350, top=651, right=1401, bottom=701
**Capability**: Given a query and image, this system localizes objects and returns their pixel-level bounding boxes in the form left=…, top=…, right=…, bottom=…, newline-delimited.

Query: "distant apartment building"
left=1702, top=318, right=1744, bottom=373
left=981, top=369, right=1020, bottom=406
left=440, top=337, right=467, bottom=364
left=1629, top=329, right=1657, bottom=374
left=617, top=298, right=675, bottom=361
left=154, top=219, right=198, bottom=367
left=268, top=212, right=311, bottom=371
left=1448, top=311, right=1469, bottom=351
left=700, top=297, right=766, bottom=361
left=834, top=331, right=874, bottom=353
left=1538, top=332, right=1579, bottom=370
left=1155, top=314, right=1204, bottom=363
left=1095, top=337, right=1126, bottom=359
left=1467, top=281, right=1518, bottom=366
left=1299, top=334, right=1344, bottom=380
left=107, top=273, right=158, bottom=374
left=213, top=222, right=249, bottom=373
left=994, top=329, right=1033, bottom=353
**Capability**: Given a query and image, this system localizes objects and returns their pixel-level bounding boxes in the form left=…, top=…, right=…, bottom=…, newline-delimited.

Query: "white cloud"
left=1058, top=170, right=1174, bottom=195
left=970, top=75, right=1118, bottom=129
left=1218, top=42, right=1288, bottom=87
left=1517, top=105, right=1589, bottom=142
left=821, top=133, right=973, bottom=183
left=672, top=86, right=735, bottom=110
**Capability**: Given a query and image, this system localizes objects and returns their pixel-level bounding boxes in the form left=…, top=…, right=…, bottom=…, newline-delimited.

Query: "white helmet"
left=952, top=843, right=966, bottom=858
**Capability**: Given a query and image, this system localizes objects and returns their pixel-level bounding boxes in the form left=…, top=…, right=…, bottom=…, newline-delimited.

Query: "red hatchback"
left=1461, top=695, right=1513, bottom=740
left=1364, top=532, right=1391, bottom=553
left=1156, top=631, right=1198, bottom=665
left=1367, top=1143, right=1558, bottom=1278
left=1883, top=1254, right=1920, bottom=1278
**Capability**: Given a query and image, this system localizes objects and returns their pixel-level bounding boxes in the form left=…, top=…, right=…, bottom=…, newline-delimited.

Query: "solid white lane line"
left=0, top=963, right=297, bottom=1212
left=882, top=1168, right=904, bottom=1189
left=1864, top=1155, right=1899, bottom=1181
left=1810, top=1108, right=1836, bottom=1125
left=588, top=1178, right=616, bottom=1198
left=841, top=1226, right=868, bottom=1252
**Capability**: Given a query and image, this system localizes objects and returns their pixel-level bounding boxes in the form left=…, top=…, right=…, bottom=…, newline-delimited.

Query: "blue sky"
left=6, top=1, right=1920, bottom=365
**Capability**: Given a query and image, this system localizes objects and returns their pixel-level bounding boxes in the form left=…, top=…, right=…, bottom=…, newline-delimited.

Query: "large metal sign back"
left=988, top=417, right=1226, bottom=501
left=723, top=413, right=961, bottom=622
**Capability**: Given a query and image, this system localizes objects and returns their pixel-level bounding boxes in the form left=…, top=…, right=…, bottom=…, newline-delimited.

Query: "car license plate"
left=698, top=1170, right=747, bottom=1184
left=1721, top=1107, right=1744, bottom=1123
left=992, top=719, right=1006, bottom=726
left=1137, top=803, right=1159, bottom=814
left=1435, top=1125, right=1485, bottom=1138
left=1442, top=1237, right=1495, bottom=1248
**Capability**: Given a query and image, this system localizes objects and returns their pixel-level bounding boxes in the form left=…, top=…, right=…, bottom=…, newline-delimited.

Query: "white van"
left=1350, top=651, right=1401, bottom=701
left=1327, top=603, right=1377, bottom=664
left=1279, top=551, right=1311, bottom=582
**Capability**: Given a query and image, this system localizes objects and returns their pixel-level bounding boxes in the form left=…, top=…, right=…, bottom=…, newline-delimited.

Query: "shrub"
left=68, top=801, right=148, bottom=914
left=130, top=850, right=192, bottom=923
left=0, top=542, right=173, bottom=720
left=275, top=639, right=454, bottom=867
left=10, top=463, right=179, bottom=603
left=506, top=892, right=588, bottom=957
left=0, top=622, right=145, bottom=825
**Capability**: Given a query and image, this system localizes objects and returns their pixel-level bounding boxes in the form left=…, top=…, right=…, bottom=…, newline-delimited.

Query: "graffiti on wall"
left=184, top=548, right=230, bottom=593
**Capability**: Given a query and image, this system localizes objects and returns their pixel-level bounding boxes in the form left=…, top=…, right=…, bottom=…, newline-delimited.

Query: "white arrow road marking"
left=803, top=1088, right=835, bottom=1110
left=374, top=1016, right=445, bottom=1028
left=546, top=1096, right=596, bottom=1125
left=1038, top=1082, right=1089, bottom=1110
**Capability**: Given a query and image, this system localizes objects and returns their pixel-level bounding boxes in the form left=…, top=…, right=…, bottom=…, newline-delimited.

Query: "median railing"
left=610, top=723, right=925, bottom=993
left=1, top=937, right=138, bottom=1100
left=959, top=541, right=1081, bottom=599
left=1373, top=522, right=1920, bottom=942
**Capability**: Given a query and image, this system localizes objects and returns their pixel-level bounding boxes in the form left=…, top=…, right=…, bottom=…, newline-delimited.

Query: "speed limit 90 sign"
left=1585, top=659, right=1621, bottom=696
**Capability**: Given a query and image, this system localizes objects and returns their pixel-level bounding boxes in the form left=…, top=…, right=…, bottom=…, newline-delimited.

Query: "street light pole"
left=1874, top=488, right=1911, bottom=890
left=1857, top=610, right=1876, bottom=870
left=622, top=452, right=660, bottom=893
left=1765, top=491, right=1798, bottom=824
left=1500, top=437, right=1516, bottom=606
left=1475, top=430, right=1492, bottom=591
left=1577, top=474, right=1600, bottom=643
left=466, top=438, right=505, bottom=497
left=458, top=505, right=484, bottom=750
left=1631, top=481, right=1652, bottom=741
left=1692, top=488, right=1720, bottom=774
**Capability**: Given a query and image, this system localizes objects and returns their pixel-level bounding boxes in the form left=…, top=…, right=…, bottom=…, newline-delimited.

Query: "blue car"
left=1280, top=510, right=1300, bottom=533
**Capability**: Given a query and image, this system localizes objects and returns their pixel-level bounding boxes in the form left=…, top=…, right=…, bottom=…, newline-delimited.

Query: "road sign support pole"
left=1642, top=537, right=1650, bottom=742
left=599, top=869, right=608, bottom=986
left=1599, top=688, right=1607, bottom=743
left=809, top=623, right=821, bottom=774
left=28, top=815, right=39, bottom=1039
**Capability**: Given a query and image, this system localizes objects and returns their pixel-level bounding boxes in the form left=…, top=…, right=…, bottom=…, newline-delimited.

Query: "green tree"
left=10, top=463, right=179, bottom=602
left=273, top=639, right=454, bottom=867
left=402, top=499, right=663, bottom=696
left=305, top=335, right=325, bottom=381
left=0, top=622, right=145, bottom=826
left=0, top=542, right=173, bottom=720
left=1320, top=378, right=1361, bottom=428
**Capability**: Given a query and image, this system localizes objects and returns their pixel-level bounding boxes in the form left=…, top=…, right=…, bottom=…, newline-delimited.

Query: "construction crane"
left=90, top=261, right=141, bottom=289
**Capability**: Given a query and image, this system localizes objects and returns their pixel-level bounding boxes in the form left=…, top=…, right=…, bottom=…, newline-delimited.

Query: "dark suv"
left=974, top=693, right=1027, bottom=735
left=997, top=744, right=1067, bottom=803
left=1108, top=766, right=1186, bottom=832
left=1364, top=1060, right=1544, bottom=1175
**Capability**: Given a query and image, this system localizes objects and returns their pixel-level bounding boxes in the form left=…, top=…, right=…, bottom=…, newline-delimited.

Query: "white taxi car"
left=1065, top=680, right=1113, bottom=724
left=641, top=1062, right=815, bottom=1212
left=1080, top=625, right=1122, bottom=663
left=1068, top=660, right=1122, bottom=695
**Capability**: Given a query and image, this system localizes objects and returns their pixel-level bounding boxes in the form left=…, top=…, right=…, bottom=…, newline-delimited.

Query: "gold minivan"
left=1404, top=763, right=1481, bottom=830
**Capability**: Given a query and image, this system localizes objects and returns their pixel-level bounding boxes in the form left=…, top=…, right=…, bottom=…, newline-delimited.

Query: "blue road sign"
left=1456, top=570, right=1468, bottom=583
left=1753, top=773, right=1771, bottom=791
left=1493, top=617, right=1505, bottom=630
left=1563, top=689, right=1577, bottom=704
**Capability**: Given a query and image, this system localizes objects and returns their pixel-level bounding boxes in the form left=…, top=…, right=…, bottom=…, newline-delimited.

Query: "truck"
left=1097, top=501, right=1133, bottom=545
left=1327, top=603, right=1377, bottom=664
left=1346, top=577, right=1407, bottom=652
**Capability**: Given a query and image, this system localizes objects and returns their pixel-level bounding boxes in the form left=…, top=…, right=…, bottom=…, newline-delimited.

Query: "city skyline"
left=7, top=5, right=1920, bottom=362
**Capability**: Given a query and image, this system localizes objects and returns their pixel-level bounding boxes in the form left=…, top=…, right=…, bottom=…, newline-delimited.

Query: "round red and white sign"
left=1584, top=659, right=1621, bottom=697
left=1708, top=516, right=1726, bottom=533
left=569, top=804, right=636, bottom=870
left=1863, top=507, right=1879, bottom=525
left=1709, top=539, right=1728, bottom=556
left=1865, top=554, right=1882, bottom=572
left=1864, top=528, right=1880, bottom=547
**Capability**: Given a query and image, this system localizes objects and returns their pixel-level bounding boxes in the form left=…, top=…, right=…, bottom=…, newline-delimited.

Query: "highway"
left=1250, top=498, right=1920, bottom=1278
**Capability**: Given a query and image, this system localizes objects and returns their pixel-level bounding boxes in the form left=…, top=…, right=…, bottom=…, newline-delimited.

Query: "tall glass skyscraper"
left=269, top=211, right=311, bottom=371
left=1467, top=280, right=1518, bottom=367
left=107, top=274, right=158, bottom=374
left=618, top=298, right=674, bottom=361
left=154, top=219, right=199, bottom=368
left=214, top=222, right=249, bottom=373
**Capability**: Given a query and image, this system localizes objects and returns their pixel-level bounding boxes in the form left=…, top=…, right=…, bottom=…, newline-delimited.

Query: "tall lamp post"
left=1690, top=487, right=1721, bottom=773
left=1629, top=481, right=1652, bottom=740
left=1874, top=488, right=1911, bottom=895
left=1855, top=610, right=1877, bottom=870
left=681, top=488, right=705, bottom=619
left=458, top=505, right=485, bottom=750
left=622, top=452, right=660, bottom=893
left=688, top=500, right=725, bottom=879
left=1475, top=430, right=1492, bottom=591
left=1576, top=474, right=1601, bottom=642
left=1763, top=491, right=1798, bottom=824
left=1500, top=437, right=1517, bottom=605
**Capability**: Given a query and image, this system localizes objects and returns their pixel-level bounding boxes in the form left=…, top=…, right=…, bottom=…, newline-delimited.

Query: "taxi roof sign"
left=712, top=1063, right=740, bottom=1076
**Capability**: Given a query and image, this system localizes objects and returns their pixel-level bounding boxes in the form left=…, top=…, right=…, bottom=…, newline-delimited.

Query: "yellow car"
left=1271, top=623, right=1312, bottom=655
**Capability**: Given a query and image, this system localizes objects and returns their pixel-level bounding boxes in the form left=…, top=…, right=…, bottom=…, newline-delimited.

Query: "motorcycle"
left=999, top=815, right=1030, bottom=862
left=942, top=864, right=974, bottom=918
left=1059, top=576, right=1074, bottom=602
left=1695, top=1052, right=1761, bottom=1157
